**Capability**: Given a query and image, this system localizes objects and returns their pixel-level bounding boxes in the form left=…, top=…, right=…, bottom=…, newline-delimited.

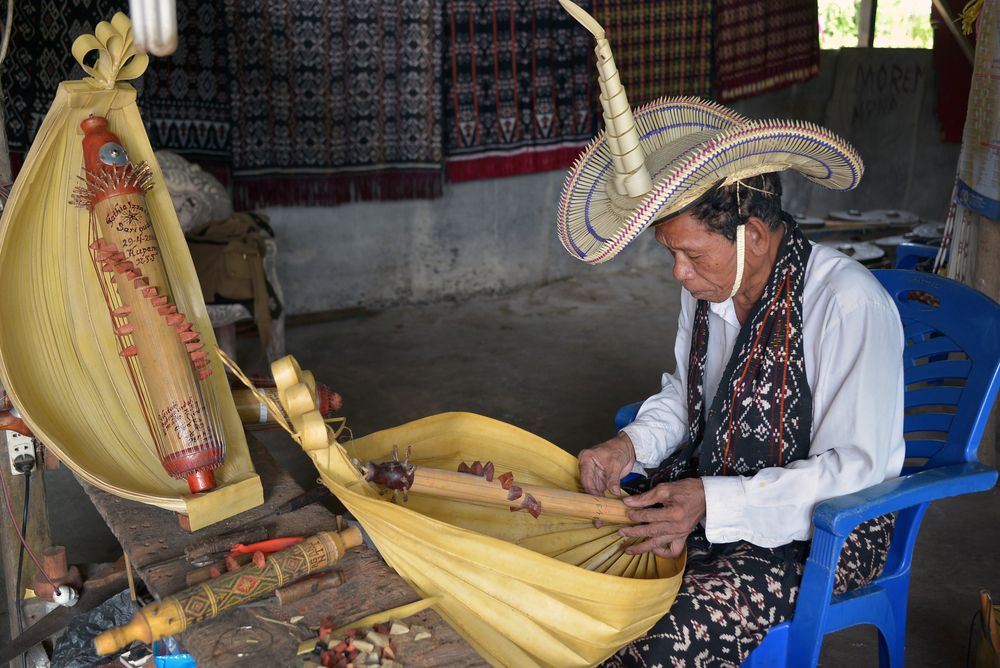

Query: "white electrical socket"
left=6, top=431, right=36, bottom=475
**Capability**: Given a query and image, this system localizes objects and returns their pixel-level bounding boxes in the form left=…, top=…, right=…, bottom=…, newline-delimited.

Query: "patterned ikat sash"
left=651, top=214, right=813, bottom=482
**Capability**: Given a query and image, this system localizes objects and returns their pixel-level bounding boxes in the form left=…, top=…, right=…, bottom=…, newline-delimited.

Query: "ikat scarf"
left=652, top=213, right=812, bottom=482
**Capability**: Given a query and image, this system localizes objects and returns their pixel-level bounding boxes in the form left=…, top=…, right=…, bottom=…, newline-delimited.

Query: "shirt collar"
left=708, top=297, right=742, bottom=329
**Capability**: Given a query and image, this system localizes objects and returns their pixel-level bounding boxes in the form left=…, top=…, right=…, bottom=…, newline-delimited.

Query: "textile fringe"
left=445, top=145, right=587, bottom=182
left=231, top=171, right=444, bottom=210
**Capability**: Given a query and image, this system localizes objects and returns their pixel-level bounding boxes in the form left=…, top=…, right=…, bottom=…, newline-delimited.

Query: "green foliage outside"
left=819, top=0, right=933, bottom=49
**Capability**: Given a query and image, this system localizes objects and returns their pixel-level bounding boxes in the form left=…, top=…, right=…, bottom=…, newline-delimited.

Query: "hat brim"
left=558, top=97, right=864, bottom=264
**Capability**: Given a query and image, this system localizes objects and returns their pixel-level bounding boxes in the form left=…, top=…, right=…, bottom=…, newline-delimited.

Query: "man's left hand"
left=618, top=478, right=706, bottom=557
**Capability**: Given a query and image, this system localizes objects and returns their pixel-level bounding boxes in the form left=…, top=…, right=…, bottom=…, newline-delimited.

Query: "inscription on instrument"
left=106, top=200, right=159, bottom=267
left=159, top=396, right=212, bottom=449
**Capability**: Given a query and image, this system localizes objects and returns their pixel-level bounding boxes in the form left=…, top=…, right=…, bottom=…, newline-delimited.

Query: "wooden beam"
left=0, top=433, right=51, bottom=668
left=931, top=0, right=976, bottom=65
left=972, top=218, right=1000, bottom=468
left=858, top=0, right=878, bottom=48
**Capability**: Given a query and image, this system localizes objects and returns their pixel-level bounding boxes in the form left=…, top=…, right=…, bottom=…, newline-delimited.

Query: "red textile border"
left=445, top=145, right=587, bottom=183
left=231, top=171, right=444, bottom=210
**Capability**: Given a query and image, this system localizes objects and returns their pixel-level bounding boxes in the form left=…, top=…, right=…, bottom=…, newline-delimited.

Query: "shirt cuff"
left=702, top=475, right=747, bottom=544
left=619, top=425, right=660, bottom=468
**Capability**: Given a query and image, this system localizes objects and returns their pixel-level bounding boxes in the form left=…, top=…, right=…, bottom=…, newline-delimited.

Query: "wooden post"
left=0, top=86, right=10, bottom=188
left=972, top=218, right=1000, bottom=468
left=0, top=432, right=51, bottom=666
left=857, top=0, right=878, bottom=48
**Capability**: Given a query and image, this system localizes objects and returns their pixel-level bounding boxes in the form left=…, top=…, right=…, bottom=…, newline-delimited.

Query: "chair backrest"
left=893, top=243, right=938, bottom=271
left=874, top=270, right=1000, bottom=472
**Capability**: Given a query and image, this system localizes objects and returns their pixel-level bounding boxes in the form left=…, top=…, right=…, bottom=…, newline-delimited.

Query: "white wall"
left=267, top=49, right=957, bottom=315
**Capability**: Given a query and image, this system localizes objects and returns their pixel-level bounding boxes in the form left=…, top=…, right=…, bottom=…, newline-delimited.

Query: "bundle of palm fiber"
left=0, top=14, right=262, bottom=530
left=225, top=353, right=683, bottom=668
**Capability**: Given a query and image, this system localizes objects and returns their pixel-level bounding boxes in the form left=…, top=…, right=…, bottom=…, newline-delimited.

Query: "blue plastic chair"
left=614, top=270, right=1000, bottom=667
left=893, top=242, right=938, bottom=271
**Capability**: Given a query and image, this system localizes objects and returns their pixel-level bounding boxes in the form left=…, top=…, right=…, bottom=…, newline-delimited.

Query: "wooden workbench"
left=81, top=436, right=485, bottom=667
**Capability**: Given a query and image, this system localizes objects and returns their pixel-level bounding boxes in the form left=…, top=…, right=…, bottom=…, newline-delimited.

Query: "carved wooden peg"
left=119, top=345, right=138, bottom=357
left=111, top=306, right=132, bottom=317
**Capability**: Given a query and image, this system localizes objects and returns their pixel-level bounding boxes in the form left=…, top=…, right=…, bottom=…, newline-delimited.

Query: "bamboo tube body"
left=94, top=528, right=362, bottom=656
left=401, top=467, right=635, bottom=525
left=77, top=117, right=222, bottom=494
left=232, top=386, right=342, bottom=426
left=94, top=193, right=219, bottom=476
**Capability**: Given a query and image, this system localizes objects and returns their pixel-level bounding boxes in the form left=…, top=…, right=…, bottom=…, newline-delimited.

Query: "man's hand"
left=618, top=478, right=706, bottom=558
left=579, top=433, right=636, bottom=497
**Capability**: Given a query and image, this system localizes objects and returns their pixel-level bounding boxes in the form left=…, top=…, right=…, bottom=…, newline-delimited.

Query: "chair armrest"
left=813, top=462, right=997, bottom=537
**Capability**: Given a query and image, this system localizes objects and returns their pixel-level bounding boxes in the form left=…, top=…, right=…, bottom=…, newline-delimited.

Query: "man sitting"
left=578, top=174, right=904, bottom=665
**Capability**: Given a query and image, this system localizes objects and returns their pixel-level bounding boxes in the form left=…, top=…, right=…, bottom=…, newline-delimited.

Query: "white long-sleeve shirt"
left=621, top=243, right=906, bottom=547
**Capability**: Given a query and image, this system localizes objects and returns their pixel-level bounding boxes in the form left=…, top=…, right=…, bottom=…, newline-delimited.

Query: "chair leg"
left=875, top=601, right=906, bottom=668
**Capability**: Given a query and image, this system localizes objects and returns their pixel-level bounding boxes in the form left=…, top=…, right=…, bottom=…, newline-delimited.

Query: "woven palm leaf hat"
left=556, top=0, right=864, bottom=277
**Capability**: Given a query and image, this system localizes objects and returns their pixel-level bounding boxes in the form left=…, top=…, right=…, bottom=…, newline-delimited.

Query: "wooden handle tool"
left=94, top=528, right=362, bottom=656
left=365, top=448, right=635, bottom=525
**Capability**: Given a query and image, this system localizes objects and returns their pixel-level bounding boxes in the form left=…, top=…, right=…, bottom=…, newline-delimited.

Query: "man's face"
left=653, top=211, right=736, bottom=303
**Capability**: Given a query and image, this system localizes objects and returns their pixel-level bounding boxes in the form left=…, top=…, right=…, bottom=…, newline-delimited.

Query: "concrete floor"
left=17, top=263, right=1000, bottom=666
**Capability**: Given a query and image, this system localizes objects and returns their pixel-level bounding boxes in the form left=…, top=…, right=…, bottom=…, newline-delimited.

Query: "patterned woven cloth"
left=646, top=215, right=813, bottom=484
left=1, top=0, right=124, bottom=158
left=225, top=0, right=445, bottom=207
left=591, top=0, right=713, bottom=107
left=443, top=0, right=596, bottom=182
left=3, top=0, right=444, bottom=208
left=713, top=0, right=820, bottom=103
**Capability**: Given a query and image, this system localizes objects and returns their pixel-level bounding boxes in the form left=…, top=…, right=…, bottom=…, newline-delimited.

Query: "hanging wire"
left=16, top=473, right=28, bottom=668
left=0, top=451, right=57, bottom=588
left=0, top=0, right=13, bottom=67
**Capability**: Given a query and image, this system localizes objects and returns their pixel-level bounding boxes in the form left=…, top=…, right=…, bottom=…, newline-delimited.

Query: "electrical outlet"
left=6, top=432, right=36, bottom=476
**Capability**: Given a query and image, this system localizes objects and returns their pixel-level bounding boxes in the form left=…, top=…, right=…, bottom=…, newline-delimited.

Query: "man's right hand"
left=579, top=433, right=637, bottom=497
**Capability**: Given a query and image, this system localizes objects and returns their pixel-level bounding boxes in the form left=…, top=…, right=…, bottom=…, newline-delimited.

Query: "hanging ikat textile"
left=4, top=0, right=445, bottom=208
left=5, top=1, right=820, bottom=199
left=2, top=0, right=232, bottom=179
left=590, top=0, right=713, bottom=108
left=443, top=0, right=597, bottom=182
left=223, top=0, right=445, bottom=207
left=713, top=0, right=820, bottom=103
